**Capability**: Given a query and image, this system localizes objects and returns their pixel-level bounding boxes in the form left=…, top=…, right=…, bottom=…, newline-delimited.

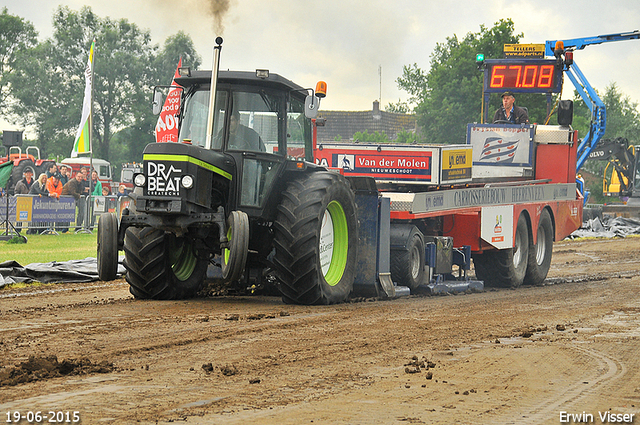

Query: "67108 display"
left=484, top=59, right=562, bottom=93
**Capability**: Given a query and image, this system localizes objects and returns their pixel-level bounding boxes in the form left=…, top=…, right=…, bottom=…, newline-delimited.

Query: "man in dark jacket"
left=13, top=167, right=34, bottom=233
left=13, top=167, right=34, bottom=194
left=62, top=171, right=86, bottom=230
left=227, top=110, right=265, bottom=152
left=59, top=164, right=70, bottom=186
left=493, top=91, right=529, bottom=124
left=46, top=163, right=58, bottom=178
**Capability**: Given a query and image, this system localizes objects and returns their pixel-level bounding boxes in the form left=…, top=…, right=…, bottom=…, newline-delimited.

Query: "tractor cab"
left=146, top=69, right=324, bottom=220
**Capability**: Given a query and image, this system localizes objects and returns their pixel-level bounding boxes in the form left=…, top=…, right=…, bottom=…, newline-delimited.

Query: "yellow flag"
left=72, top=40, right=95, bottom=157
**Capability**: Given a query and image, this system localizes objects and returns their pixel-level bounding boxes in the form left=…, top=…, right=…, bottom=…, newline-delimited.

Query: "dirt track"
left=1, top=236, right=640, bottom=424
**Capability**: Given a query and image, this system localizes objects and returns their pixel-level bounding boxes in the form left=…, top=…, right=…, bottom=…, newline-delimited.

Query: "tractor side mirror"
left=152, top=89, right=165, bottom=115
left=304, top=81, right=327, bottom=119
left=304, top=95, right=320, bottom=119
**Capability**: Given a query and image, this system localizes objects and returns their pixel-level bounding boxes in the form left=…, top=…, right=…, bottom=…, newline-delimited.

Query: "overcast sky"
left=2, top=0, right=640, bottom=134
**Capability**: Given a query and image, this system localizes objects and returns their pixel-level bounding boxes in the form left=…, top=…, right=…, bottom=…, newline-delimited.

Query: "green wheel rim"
left=170, top=240, right=198, bottom=281
left=223, top=226, right=233, bottom=264
left=322, top=200, right=349, bottom=286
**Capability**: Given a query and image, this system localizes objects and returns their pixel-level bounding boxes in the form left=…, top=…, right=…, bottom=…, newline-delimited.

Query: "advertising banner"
left=0, top=196, right=76, bottom=223
left=481, top=205, right=514, bottom=249
left=441, top=147, right=472, bottom=182
left=155, top=58, right=182, bottom=143
left=332, top=151, right=432, bottom=180
left=467, top=124, right=535, bottom=179
left=93, top=196, right=119, bottom=215
left=314, top=144, right=474, bottom=185
left=468, top=124, right=533, bottom=166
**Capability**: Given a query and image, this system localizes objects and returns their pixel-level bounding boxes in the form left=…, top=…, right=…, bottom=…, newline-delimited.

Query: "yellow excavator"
left=589, top=137, right=640, bottom=203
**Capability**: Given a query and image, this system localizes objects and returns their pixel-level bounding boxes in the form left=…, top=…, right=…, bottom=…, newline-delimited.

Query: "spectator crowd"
left=7, top=164, right=122, bottom=234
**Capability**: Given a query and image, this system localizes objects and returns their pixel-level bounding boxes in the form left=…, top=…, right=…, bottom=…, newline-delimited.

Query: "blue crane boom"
left=545, top=30, right=640, bottom=56
left=545, top=30, right=640, bottom=172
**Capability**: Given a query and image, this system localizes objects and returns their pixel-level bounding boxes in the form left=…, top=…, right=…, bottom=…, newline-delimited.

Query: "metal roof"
left=174, top=70, right=307, bottom=94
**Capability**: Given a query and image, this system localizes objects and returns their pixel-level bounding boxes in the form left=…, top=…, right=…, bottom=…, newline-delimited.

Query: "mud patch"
left=201, top=363, right=239, bottom=377
left=404, top=355, right=437, bottom=374
left=0, top=355, right=115, bottom=387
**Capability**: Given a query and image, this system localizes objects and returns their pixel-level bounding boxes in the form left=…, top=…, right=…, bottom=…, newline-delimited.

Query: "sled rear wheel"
left=473, top=213, right=529, bottom=288
left=390, top=226, right=425, bottom=290
left=524, top=209, right=553, bottom=286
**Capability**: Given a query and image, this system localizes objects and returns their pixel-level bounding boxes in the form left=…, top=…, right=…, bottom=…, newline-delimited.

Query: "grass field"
left=0, top=232, right=98, bottom=266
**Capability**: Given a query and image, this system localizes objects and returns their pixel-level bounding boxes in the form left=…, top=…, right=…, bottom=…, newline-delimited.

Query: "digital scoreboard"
left=483, top=59, right=562, bottom=94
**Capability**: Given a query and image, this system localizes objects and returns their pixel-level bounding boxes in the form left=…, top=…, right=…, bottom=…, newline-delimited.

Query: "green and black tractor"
left=97, top=39, right=359, bottom=305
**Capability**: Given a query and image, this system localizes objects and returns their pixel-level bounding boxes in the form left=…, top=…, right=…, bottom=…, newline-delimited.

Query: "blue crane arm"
left=545, top=30, right=639, bottom=172
left=545, top=30, right=640, bottom=56
left=567, top=61, right=606, bottom=172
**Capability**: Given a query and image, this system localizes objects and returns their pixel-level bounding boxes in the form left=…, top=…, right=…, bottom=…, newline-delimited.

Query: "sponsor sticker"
left=146, top=162, right=182, bottom=196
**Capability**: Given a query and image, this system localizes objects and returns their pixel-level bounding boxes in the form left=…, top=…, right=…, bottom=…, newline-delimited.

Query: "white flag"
left=72, top=40, right=95, bottom=157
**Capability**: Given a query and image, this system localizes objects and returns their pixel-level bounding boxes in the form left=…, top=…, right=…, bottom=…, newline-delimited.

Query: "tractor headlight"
left=181, top=175, right=194, bottom=189
left=134, top=173, right=146, bottom=187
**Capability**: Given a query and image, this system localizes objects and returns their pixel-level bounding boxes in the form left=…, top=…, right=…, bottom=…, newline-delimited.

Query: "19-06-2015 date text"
left=5, top=411, right=80, bottom=423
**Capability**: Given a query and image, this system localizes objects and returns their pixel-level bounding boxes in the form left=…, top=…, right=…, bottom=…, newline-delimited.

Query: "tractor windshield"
left=223, top=91, right=280, bottom=153
left=178, top=90, right=228, bottom=148
left=178, top=87, right=311, bottom=159
left=178, top=88, right=281, bottom=153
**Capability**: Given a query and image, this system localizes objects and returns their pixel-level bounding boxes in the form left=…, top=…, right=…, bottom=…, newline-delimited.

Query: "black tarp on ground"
left=569, top=215, right=640, bottom=239
left=0, top=257, right=125, bottom=288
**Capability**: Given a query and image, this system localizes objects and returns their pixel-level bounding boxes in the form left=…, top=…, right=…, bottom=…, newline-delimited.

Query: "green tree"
left=0, top=7, right=37, bottom=114
left=9, top=6, right=201, bottom=167
left=9, top=39, right=73, bottom=157
left=387, top=63, right=427, bottom=113
left=352, top=130, right=390, bottom=144
left=9, top=6, right=156, bottom=160
left=395, top=130, right=418, bottom=144
left=600, top=83, right=640, bottom=141
left=155, top=31, right=202, bottom=80
left=572, top=83, right=640, bottom=142
left=108, top=31, right=203, bottom=174
left=385, top=100, right=411, bottom=114
left=393, top=19, right=553, bottom=144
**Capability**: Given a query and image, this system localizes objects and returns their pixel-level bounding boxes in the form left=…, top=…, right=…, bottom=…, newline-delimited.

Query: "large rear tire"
left=524, top=209, right=553, bottom=286
left=273, top=171, right=358, bottom=305
left=97, top=213, right=118, bottom=281
left=123, top=226, right=208, bottom=299
left=473, top=213, right=529, bottom=288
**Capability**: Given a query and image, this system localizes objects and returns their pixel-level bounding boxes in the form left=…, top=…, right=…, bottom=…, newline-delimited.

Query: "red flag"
left=155, top=58, right=182, bottom=143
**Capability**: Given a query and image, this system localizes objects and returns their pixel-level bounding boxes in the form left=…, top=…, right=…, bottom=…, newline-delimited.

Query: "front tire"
left=221, top=210, right=250, bottom=282
left=273, top=171, right=358, bottom=305
left=473, top=213, right=529, bottom=288
left=123, top=226, right=208, bottom=299
left=97, top=213, right=118, bottom=281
